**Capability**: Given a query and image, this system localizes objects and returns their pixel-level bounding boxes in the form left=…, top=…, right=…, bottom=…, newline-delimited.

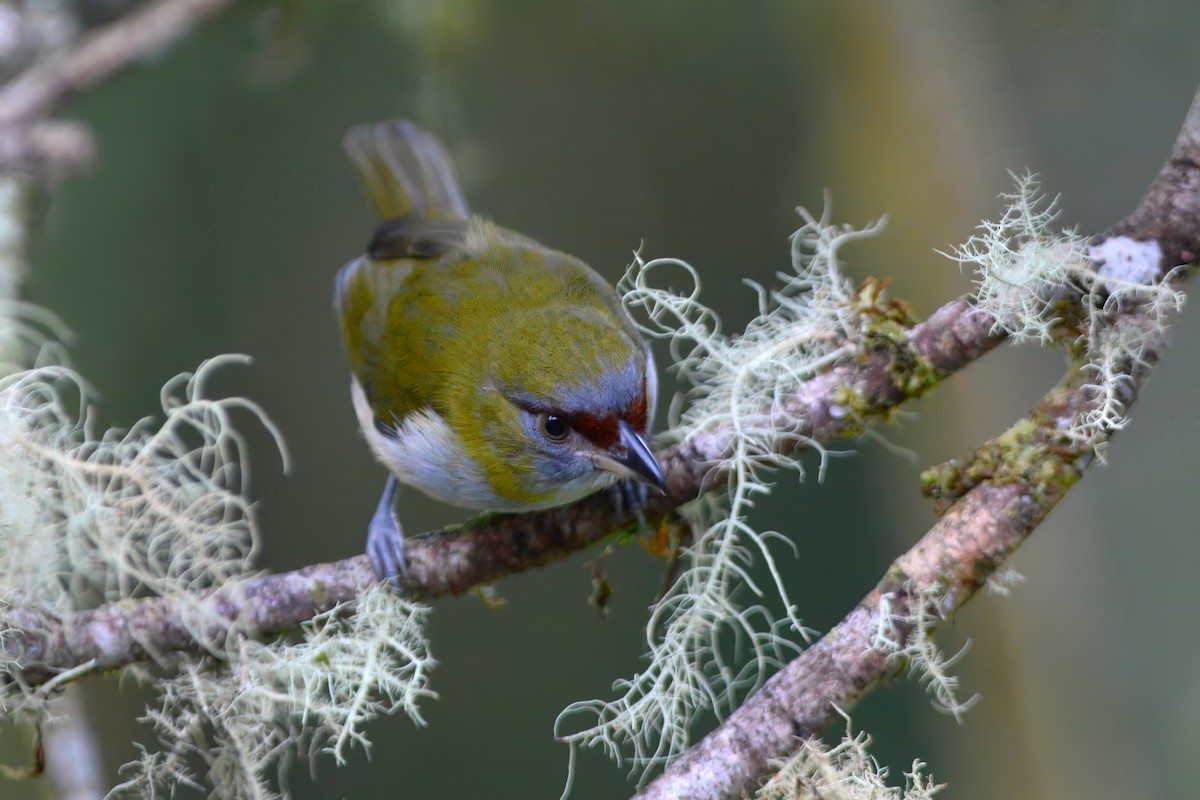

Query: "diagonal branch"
left=633, top=83, right=1200, bottom=800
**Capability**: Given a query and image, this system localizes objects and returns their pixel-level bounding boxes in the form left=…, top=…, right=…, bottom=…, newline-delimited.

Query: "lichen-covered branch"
left=0, top=0, right=256, bottom=792
left=633, top=85, right=1200, bottom=800
left=6, top=289, right=1001, bottom=688
left=633, top=409, right=1077, bottom=800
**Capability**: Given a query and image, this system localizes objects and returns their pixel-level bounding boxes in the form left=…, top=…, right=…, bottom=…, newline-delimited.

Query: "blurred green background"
left=11, top=1, right=1200, bottom=797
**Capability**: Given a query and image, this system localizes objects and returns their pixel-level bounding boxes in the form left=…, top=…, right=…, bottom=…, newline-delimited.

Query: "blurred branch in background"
left=0, top=0, right=243, bottom=320
left=0, top=0, right=237, bottom=130
left=41, top=687, right=105, bottom=800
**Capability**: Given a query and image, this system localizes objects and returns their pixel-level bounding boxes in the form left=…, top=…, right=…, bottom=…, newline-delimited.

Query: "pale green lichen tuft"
left=0, top=355, right=286, bottom=613
left=755, top=709, right=944, bottom=800
left=985, top=568, right=1026, bottom=597
left=0, top=142, right=439, bottom=794
left=945, top=172, right=1184, bottom=450
left=558, top=202, right=886, bottom=780
left=943, top=171, right=1087, bottom=346
left=109, top=587, right=436, bottom=799
left=872, top=585, right=978, bottom=720
left=0, top=347, right=437, bottom=794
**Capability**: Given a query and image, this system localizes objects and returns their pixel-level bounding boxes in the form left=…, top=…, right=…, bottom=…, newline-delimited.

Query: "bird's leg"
left=367, top=473, right=405, bottom=587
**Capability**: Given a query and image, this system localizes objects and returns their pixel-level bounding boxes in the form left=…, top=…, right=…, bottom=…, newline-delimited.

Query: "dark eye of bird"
left=540, top=414, right=570, bottom=442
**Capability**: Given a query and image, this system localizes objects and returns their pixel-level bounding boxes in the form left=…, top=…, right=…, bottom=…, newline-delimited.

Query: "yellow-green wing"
left=334, top=220, right=471, bottom=427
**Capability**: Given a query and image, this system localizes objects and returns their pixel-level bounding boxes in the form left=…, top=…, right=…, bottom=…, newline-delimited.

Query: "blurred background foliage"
left=8, top=1, right=1200, bottom=797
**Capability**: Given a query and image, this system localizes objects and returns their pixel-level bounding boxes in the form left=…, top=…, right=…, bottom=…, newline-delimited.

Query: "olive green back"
left=335, top=218, right=640, bottom=430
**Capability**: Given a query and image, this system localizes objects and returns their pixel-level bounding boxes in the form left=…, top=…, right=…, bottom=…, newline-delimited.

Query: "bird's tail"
left=343, top=120, right=470, bottom=221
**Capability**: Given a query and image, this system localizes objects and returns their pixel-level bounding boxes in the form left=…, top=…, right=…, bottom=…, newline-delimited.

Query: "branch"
left=7, top=294, right=1002, bottom=686
left=633, top=84, right=1200, bottom=800
left=0, top=0, right=241, bottom=129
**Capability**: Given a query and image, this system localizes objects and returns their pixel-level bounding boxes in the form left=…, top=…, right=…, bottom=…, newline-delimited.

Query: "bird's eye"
left=540, top=414, right=570, bottom=442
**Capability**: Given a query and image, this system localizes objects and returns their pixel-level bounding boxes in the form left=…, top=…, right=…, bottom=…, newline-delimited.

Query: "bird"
left=334, top=119, right=665, bottom=584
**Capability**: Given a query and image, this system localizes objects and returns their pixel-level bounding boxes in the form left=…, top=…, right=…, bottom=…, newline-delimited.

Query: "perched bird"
left=335, top=120, right=665, bottom=583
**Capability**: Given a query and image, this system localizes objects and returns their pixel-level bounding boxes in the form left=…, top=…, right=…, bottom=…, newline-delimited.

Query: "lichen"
left=558, top=202, right=886, bottom=782
left=945, top=172, right=1184, bottom=450
left=0, top=352, right=438, bottom=795
left=872, top=584, right=979, bottom=720
left=756, top=708, right=944, bottom=800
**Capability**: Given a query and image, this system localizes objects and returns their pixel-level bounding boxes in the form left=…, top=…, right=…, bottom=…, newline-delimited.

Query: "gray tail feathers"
left=343, top=120, right=470, bottom=221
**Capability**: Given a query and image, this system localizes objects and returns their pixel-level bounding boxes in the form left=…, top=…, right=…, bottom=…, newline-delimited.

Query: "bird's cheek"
left=521, top=448, right=572, bottom=484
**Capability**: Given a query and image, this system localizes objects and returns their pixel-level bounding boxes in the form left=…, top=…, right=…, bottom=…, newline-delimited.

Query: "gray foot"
left=367, top=474, right=405, bottom=587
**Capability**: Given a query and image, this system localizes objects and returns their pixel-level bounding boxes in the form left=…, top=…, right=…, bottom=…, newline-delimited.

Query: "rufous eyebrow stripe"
left=507, top=372, right=649, bottom=450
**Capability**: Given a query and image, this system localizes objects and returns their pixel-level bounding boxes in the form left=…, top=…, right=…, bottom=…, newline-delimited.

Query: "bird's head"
left=459, top=304, right=663, bottom=509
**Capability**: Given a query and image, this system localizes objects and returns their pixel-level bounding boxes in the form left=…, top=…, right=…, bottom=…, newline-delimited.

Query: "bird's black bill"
left=601, top=420, right=666, bottom=493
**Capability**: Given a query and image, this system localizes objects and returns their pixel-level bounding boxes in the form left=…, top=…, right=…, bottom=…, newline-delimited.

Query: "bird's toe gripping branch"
left=367, top=474, right=406, bottom=588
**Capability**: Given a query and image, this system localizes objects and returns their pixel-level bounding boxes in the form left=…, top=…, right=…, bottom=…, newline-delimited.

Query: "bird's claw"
left=610, top=479, right=651, bottom=529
